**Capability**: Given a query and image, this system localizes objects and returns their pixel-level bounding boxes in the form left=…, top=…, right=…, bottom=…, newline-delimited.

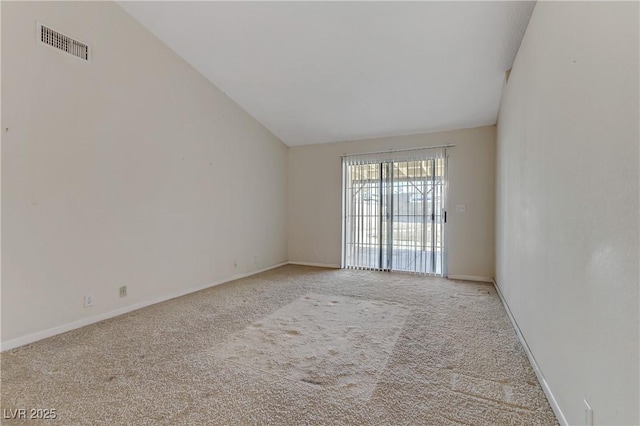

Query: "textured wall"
left=496, top=2, right=639, bottom=424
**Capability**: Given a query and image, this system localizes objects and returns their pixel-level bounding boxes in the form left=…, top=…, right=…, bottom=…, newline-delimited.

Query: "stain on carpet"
left=209, top=293, right=409, bottom=401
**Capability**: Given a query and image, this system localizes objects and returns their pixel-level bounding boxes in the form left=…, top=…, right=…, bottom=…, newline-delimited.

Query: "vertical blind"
left=342, top=147, right=447, bottom=276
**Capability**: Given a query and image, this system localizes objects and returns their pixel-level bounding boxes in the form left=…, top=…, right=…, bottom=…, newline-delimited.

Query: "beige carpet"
left=1, top=265, right=558, bottom=425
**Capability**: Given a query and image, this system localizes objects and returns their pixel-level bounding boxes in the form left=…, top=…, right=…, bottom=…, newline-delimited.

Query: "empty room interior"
left=1, top=1, right=638, bottom=425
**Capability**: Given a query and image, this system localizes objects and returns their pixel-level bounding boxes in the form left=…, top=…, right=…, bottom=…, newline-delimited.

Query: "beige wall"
left=289, top=126, right=496, bottom=279
left=496, top=2, right=639, bottom=425
left=1, top=1, right=288, bottom=344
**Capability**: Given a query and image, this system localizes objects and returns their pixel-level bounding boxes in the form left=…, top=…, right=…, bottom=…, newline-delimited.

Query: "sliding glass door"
left=342, top=149, right=447, bottom=276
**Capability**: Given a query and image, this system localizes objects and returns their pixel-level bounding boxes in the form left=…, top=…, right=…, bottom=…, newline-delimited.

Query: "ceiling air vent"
left=37, top=23, right=90, bottom=61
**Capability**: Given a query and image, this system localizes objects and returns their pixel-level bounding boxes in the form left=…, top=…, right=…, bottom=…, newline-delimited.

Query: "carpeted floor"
left=1, top=265, right=558, bottom=425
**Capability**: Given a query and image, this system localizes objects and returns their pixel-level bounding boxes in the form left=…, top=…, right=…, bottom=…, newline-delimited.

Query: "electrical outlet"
left=254, top=255, right=259, bottom=265
left=84, top=295, right=93, bottom=307
left=456, top=204, right=466, bottom=212
left=119, top=286, right=127, bottom=298
left=584, top=399, right=593, bottom=426
left=233, top=260, right=238, bottom=269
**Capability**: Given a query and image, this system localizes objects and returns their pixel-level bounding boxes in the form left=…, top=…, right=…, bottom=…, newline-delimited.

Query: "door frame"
left=341, top=149, right=450, bottom=276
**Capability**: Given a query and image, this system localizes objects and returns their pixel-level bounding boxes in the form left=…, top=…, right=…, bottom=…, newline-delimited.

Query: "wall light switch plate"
left=456, top=204, right=466, bottom=212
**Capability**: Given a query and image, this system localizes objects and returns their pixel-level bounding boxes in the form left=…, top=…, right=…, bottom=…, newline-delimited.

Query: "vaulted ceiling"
left=119, top=1, right=535, bottom=146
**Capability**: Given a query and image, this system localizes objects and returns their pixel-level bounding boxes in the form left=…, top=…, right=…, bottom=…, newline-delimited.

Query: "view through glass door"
left=342, top=149, right=446, bottom=276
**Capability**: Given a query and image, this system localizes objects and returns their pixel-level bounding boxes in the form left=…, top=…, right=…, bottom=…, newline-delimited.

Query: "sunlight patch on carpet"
left=212, top=293, right=409, bottom=401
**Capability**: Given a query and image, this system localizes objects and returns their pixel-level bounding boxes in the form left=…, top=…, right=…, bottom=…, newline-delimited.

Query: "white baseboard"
left=492, top=279, right=568, bottom=426
left=1, top=262, right=289, bottom=352
left=287, top=261, right=341, bottom=269
left=447, top=274, right=494, bottom=283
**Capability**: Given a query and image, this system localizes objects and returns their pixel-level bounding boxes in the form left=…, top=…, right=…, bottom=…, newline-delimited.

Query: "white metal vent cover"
left=37, top=22, right=90, bottom=61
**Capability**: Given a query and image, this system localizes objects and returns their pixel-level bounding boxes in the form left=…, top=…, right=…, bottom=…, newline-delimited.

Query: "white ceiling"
left=119, top=1, right=535, bottom=146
